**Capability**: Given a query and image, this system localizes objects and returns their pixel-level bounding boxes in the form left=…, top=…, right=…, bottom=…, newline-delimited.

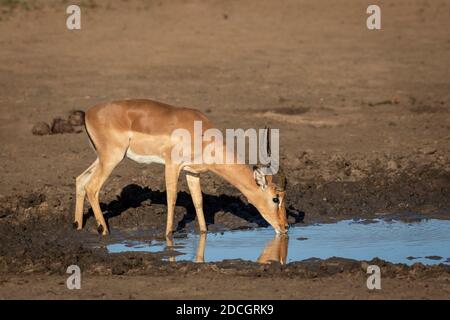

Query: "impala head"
left=251, top=126, right=288, bottom=234
left=253, top=165, right=288, bottom=234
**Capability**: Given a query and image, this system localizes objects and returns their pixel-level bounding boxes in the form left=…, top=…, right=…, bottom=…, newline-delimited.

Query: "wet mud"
left=0, top=153, right=449, bottom=280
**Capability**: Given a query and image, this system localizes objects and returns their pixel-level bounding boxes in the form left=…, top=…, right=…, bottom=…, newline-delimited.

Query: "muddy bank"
left=1, top=149, right=448, bottom=231
left=0, top=153, right=449, bottom=280
left=1, top=213, right=450, bottom=281
left=287, top=151, right=450, bottom=223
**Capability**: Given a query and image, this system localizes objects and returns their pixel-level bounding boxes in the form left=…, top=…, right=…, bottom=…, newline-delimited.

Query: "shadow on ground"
left=86, top=184, right=304, bottom=231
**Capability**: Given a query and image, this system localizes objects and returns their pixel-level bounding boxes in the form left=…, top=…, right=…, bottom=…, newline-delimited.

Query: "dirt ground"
left=1, top=273, right=449, bottom=300
left=0, top=0, right=449, bottom=299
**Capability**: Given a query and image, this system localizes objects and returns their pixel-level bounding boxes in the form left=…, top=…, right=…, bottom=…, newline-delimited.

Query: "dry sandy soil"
left=0, top=0, right=449, bottom=299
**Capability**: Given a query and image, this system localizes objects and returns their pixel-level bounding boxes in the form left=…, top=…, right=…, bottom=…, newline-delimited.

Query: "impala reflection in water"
left=165, top=233, right=288, bottom=264
left=106, top=219, right=450, bottom=265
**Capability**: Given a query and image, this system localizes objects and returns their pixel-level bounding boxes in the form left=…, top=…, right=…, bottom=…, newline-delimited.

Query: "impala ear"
left=253, top=166, right=267, bottom=190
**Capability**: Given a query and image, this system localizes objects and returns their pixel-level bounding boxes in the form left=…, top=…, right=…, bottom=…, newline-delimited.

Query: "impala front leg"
left=165, top=164, right=181, bottom=237
left=85, top=151, right=123, bottom=236
left=186, top=172, right=207, bottom=233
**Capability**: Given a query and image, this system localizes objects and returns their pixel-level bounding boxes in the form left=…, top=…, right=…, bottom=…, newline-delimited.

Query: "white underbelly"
left=126, top=149, right=165, bottom=165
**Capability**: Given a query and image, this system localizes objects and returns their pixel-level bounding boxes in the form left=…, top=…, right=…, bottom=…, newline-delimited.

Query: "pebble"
left=420, top=147, right=437, bottom=155
left=31, top=122, right=51, bottom=135
left=387, top=160, right=398, bottom=170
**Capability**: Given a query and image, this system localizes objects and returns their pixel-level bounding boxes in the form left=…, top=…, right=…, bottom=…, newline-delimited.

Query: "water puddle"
left=106, top=219, right=450, bottom=265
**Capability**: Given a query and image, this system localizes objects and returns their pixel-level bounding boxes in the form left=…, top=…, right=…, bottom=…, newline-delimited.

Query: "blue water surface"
left=107, top=219, right=450, bottom=265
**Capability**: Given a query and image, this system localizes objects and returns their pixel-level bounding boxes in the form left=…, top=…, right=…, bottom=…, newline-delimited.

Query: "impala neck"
left=210, top=164, right=261, bottom=204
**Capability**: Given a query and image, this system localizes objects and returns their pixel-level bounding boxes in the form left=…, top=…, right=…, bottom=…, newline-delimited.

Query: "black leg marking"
left=98, top=224, right=104, bottom=234
left=73, top=221, right=79, bottom=229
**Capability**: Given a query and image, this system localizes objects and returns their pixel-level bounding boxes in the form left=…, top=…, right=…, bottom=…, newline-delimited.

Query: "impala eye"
left=272, top=197, right=279, bottom=204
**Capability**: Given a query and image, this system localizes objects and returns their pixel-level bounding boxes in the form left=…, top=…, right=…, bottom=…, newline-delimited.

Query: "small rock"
left=51, top=118, right=73, bottom=134
left=425, top=255, right=442, bottom=261
left=406, top=256, right=419, bottom=260
left=387, top=160, right=398, bottom=171
left=32, top=122, right=51, bottom=136
left=420, top=147, right=437, bottom=155
left=68, top=110, right=85, bottom=126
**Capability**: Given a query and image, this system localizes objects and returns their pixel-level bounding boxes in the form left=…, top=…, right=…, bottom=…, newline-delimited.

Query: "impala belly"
left=126, top=148, right=165, bottom=165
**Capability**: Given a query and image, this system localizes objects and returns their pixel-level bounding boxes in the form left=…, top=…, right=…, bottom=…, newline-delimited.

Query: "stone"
left=31, top=122, right=51, bottom=135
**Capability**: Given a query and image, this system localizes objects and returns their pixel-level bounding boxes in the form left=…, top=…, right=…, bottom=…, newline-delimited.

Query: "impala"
left=73, top=99, right=288, bottom=236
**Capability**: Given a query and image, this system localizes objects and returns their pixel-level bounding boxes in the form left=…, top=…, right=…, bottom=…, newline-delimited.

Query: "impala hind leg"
left=85, top=154, right=123, bottom=235
left=74, top=159, right=99, bottom=230
left=186, top=173, right=207, bottom=233
left=165, top=164, right=181, bottom=237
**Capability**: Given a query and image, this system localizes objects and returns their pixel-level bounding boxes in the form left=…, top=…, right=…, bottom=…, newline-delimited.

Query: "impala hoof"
left=97, top=225, right=104, bottom=235
left=73, top=221, right=79, bottom=229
